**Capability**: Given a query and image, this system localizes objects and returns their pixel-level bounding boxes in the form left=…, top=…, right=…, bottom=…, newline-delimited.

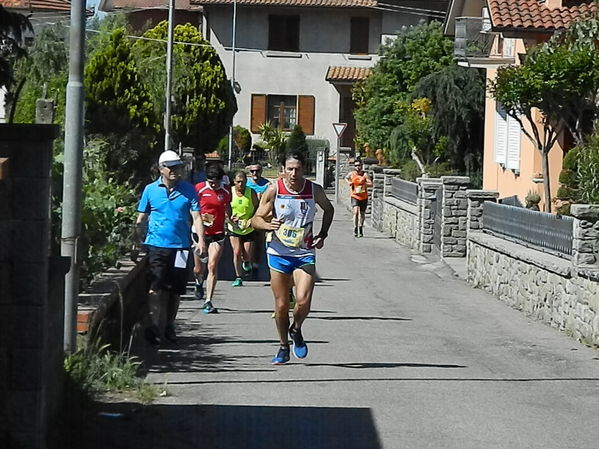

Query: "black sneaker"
left=194, top=282, right=204, bottom=300
left=144, top=326, right=161, bottom=346
left=289, top=326, right=308, bottom=359
left=202, top=301, right=218, bottom=314
left=164, top=325, right=177, bottom=343
left=353, top=226, right=358, bottom=237
left=358, top=227, right=364, bottom=237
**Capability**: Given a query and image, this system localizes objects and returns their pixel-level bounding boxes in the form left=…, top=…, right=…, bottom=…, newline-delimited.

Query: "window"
left=494, top=102, right=521, bottom=171
left=268, top=15, right=300, bottom=52
left=268, top=96, right=297, bottom=130
left=350, top=17, right=369, bottom=54
left=251, top=94, right=315, bottom=134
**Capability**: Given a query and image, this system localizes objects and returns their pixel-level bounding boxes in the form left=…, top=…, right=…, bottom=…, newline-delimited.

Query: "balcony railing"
left=454, top=17, right=496, bottom=59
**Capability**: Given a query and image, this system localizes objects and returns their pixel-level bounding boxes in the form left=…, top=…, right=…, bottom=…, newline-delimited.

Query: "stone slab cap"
left=466, top=189, right=499, bottom=199
left=570, top=204, right=599, bottom=221
left=441, top=176, right=470, bottom=185
left=416, top=177, right=442, bottom=184
left=382, top=169, right=402, bottom=175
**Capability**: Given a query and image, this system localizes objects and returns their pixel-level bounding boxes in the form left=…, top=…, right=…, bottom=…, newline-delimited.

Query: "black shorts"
left=192, top=232, right=226, bottom=245
left=146, top=246, right=191, bottom=295
left=351, top=197, right=368, bottom=211
left=228, top=230, right=256, bottom=243
left=205, top=233, right=226, bottom=245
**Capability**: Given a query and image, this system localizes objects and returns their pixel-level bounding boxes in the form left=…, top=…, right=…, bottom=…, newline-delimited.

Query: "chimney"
left=544, top=0, right=563, bottom=10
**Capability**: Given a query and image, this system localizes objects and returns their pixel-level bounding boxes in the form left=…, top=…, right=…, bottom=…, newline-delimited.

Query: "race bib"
left=354, top=185, right=365, bottom=194
left=202, top=213, right=215, bottom=227
left=276, top=223, right=305, bottom=248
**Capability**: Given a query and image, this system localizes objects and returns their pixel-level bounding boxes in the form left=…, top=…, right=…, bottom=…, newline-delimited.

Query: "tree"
left=491, top=62, right=561, bottom=212
left=413, top=65, right=485, bottom=173
left=0, top=5, right=31, bottom=92
left=85, top=27, right=158, bottom=181
left=134, top=21, right=236, bottom=154
left=353, top=22, right=454, bottom=152
left=11, top=22, right=68, bottom=124
left=286, top=125, right=308, bottom=158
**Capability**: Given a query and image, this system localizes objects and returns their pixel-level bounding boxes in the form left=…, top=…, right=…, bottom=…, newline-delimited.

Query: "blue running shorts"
left=267, top=253, right=316, bottom=274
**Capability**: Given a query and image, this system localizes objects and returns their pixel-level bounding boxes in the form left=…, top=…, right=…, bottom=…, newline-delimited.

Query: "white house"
left=193, top=0, right=448, bottom=151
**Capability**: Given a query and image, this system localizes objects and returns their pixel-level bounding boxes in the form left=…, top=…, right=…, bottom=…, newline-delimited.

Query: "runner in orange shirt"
left=345, top=159, right=373, bottom=237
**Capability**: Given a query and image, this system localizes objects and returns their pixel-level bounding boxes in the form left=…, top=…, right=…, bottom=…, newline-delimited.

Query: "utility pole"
left=164, top=0, right=176, bottom=150
left=62, top=0, right=86, bottom=352
left=227, top=0, right=237, bottom=169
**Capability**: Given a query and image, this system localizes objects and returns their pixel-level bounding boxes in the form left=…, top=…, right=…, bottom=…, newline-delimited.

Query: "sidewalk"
left=79, top=205, right=599, bottom=449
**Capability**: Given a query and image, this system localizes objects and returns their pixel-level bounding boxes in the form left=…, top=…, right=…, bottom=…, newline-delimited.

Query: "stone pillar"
left=440, top=176, right=470, bottom=257
left=369, top=166, right=385, bottom=230
left=466, top=190, right=499, bottom=235
left=416, top=177, right=442, bottom=253
left=0, top=124, right=61, bottom=449
left=570, top=204, right=599, bottom=269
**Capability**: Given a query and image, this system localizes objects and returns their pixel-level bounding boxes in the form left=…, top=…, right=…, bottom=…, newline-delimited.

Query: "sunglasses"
left=249, top=169, right=260, bottom=173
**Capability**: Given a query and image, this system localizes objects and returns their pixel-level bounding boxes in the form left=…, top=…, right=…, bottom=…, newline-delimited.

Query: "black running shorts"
left=146, top=246, right=191, bottom=295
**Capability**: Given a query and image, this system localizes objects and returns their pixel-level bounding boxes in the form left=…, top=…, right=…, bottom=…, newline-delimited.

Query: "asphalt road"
left=82, top=205, right=599, bottom=449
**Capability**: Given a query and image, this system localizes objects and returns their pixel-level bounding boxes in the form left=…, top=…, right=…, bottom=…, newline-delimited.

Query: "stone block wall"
left=0, top=124, right=62, bottom=449
left=382, top=197, right=418, bottom=249
left=416, top=178, right=442, bottom=254
left=468, top=233, right=599, bottom=345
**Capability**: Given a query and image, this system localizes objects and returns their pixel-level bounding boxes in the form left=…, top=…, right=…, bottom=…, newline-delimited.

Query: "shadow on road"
left=73, top=402, right=383, bottom=449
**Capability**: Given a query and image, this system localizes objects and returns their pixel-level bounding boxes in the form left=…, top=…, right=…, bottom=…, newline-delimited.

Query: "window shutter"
left=250, top=94, right=267, bottom=133
left=297, top=95, right=315, bottom=135
left=494, top=103, right=508, bottom=165
left=506, top=114, right=521, bottom=170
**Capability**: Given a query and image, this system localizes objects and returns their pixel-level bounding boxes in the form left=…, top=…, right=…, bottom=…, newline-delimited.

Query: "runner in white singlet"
left=252, top=152, right=334, bottom=365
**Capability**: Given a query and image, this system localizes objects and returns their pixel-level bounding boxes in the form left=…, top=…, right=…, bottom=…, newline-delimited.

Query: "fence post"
left=441, top=176, right=470, bottom=257
left=416, top=177, right=442, bottom=254
left=466, top=190, right=499, bottom=236
left=570, top=204, right=599, bottom=269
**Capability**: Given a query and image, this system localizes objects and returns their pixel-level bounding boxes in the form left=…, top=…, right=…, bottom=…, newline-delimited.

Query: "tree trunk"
left=542, top=150, right=551, bottom=212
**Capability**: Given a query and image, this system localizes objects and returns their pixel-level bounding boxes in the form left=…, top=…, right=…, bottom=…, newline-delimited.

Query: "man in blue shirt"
left=246, top=163, right=270, bottom=199
left=136, top=150, right=207, bottom=345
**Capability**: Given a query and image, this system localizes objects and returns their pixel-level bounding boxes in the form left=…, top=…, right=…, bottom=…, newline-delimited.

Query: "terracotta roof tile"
left=1, top=0, right=71, bottom=11
left=326, top=65, right=371, bottom=82
left=489, top=0, right=597, bottom=31
left=192, top=0, right=377, bottom=7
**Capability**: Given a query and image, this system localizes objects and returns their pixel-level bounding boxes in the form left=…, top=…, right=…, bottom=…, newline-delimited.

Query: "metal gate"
left=432, top=187, right=442, bottom=251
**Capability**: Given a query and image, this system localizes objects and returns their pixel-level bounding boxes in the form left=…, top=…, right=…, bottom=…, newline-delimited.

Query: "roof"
left=103, top=0, right=201, bottom=11
left=326, top=65, right=371, bottom=82
left=488, top=0, right=598, bottom=31
left=192, top=0, right=377, bottom=7
left=0, top=0, right=71, bottom=11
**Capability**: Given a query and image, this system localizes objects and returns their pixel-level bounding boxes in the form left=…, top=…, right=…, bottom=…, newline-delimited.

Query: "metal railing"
left=389, top=177, right=418, bottom=205
left=483, top=202, right=574, bottom=258
left=454, top=17, right=496, bottom=58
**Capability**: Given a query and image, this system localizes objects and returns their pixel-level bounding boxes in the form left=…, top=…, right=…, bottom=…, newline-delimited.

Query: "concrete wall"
left=0, top=124, right=64, bottom=449
left=204, top=6, right=423, bottom=148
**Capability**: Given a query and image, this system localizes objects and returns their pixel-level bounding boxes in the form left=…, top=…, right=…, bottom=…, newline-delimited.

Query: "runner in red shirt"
left=193, top=164, right=232, bottom=314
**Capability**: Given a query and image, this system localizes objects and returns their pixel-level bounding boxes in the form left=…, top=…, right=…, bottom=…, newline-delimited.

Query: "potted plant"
left=525, top=190, right=541, bottom=211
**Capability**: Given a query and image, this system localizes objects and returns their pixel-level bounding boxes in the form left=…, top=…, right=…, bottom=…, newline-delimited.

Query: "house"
left=444, top=0, right=597, bottom=210
left=193, top=0, right=448, bottom=155
left=98, top=0, right=203, bottom=31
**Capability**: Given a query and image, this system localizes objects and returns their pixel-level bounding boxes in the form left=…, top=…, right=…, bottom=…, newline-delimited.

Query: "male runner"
left=246, top=163, right=270, bottom=199
left=345, top=159, right=373, bottom=237
left=252, top=152, right=334, bottom=364
left=136, top=150, right=206, bottom=344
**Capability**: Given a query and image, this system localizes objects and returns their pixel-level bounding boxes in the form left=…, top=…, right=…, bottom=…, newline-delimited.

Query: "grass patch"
left=64, top=338, right=161, bottom=404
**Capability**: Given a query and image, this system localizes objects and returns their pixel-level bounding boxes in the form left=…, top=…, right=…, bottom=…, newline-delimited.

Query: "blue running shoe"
left=202, top=301, right=218, bottom=314
left=289, top=327, right=308, bottom=359
left=271, top=346, right=290, bottom=365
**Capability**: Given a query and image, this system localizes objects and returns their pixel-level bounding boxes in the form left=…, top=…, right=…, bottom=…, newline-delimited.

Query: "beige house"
left=444, top=0, right=597, bottom=210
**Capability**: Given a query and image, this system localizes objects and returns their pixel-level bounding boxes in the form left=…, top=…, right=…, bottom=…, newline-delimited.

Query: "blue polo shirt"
left=246, top=177, right=270, bottom=194
left=137, top=178, right=200, bottom=248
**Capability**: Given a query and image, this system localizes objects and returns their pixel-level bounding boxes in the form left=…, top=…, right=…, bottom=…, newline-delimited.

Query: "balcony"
left=454, top=17, right=496, bottom=58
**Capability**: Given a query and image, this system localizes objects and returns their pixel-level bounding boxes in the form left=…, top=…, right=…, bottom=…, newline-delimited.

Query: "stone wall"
left=382, top=197, right=418, bottom=249
left=468, top=232, right=599, bottom=345
left=0, top=124, right=63, bottom=449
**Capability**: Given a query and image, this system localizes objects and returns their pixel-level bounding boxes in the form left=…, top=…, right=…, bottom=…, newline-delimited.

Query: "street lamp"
left=227, top=0, right=237, bottom=169
left=164, top=0, right=176, bottom=150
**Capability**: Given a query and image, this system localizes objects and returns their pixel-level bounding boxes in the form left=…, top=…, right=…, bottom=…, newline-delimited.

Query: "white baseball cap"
left=158, top=150, right=183, bottom=167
